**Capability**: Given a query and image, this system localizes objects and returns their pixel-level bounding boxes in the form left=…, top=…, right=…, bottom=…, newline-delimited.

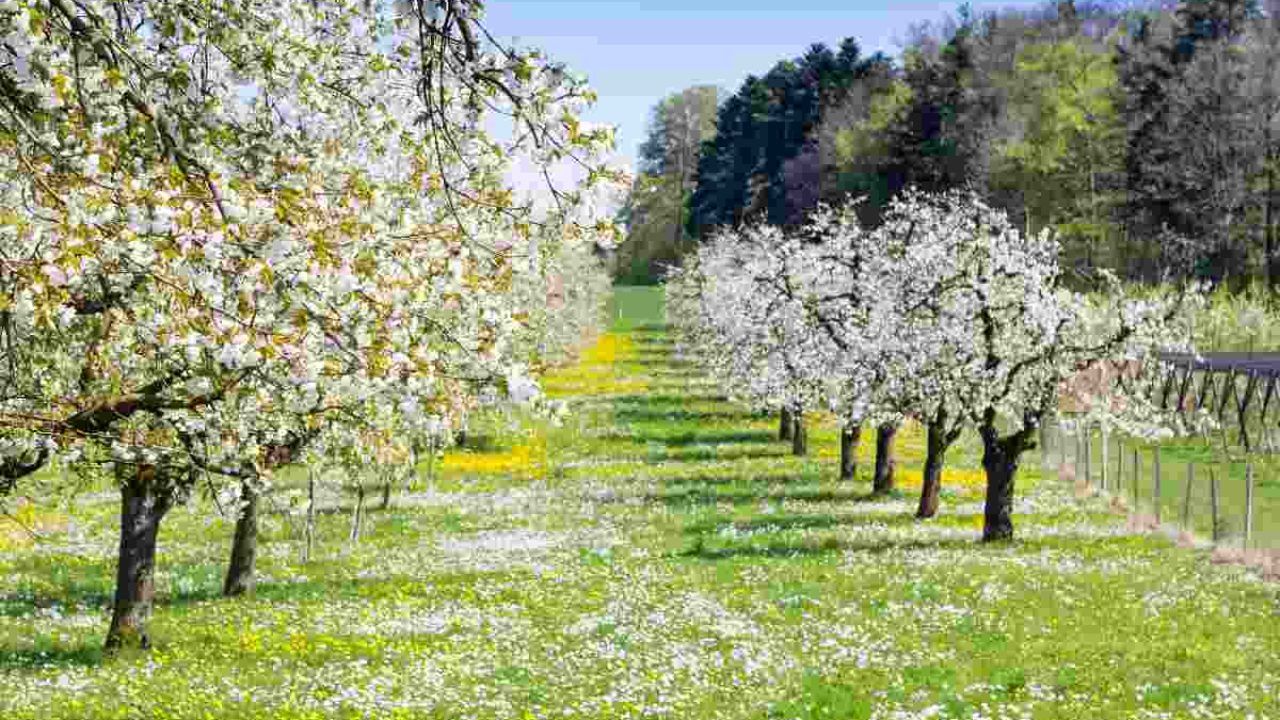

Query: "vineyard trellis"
left=1050, top=352, right=1280, bottom=550
left=1151, top=353, right=1280, bottom=453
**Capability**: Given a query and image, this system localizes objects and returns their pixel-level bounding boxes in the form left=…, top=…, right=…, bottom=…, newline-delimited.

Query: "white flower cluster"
left=669, top=189, right=1199, bottom=533
left=0, top=1, right=617, bottom=488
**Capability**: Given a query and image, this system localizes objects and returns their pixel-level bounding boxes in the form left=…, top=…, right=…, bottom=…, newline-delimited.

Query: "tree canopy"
left=667, top=0, right=1280, bottom=286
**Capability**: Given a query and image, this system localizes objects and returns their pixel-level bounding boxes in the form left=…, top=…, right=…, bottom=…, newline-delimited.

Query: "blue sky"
left=481, top=1, right=1049, bottom=166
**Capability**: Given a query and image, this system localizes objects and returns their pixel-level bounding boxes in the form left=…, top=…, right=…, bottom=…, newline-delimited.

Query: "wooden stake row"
left=1054, top=421, right=1258, bottom=549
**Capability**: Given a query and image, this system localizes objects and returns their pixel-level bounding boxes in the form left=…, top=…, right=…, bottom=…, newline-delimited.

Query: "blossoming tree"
left=668, top=222, right=839, bottom=456
left=865, top=190, right=1195, bottom=540
left=0, top=0, right=619, bottom=648
left=671, top=187, right=1195, bottom=540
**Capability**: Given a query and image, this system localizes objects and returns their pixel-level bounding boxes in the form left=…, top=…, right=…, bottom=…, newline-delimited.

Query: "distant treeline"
left=619, top=0, right=1280, bottom=287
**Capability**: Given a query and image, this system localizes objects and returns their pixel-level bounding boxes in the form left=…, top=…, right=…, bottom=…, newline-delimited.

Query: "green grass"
left=1, top=285, right=1277, bottom=719
left=1054, top=425, right=1280, bottom=548
left=607, top=285, right=666, bottom=331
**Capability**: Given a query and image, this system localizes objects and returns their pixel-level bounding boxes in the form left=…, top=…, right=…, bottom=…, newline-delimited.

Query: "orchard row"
left=667, top=190, right=1209, bottom=541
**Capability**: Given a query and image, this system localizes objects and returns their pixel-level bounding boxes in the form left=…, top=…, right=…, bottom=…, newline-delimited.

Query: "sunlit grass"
left=0, top=501, right=68, bottom=551
left=1, top=286, right=1276, bottom=720
left=541, top=332, right=651, bottom=398
left=441, top=439, right=547, bottom=481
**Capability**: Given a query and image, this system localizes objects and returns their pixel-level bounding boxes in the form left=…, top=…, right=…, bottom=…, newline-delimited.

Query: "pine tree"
left=884, top=13, right=999, bottom=202
left=688, top=40, right=866, bottom=237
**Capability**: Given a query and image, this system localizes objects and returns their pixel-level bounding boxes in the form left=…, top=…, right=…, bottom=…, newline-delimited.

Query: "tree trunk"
left=426, top=438, right=436, bottom=492
left=839, top=423, right=862, bottom=480
left=872, top=422, right=898, bottom=494
left=779, top=407, right=794, bottom=441
left=349, top=485, right=365, bottom=543
left=105, top=465, right=172, bottom=652
left=917, top=422, right=947, bottom=519
left=380, top=474, right=392, bottom=510
left=791, top=410, right=807, bottom=456
left=980, top=423, right=1035, bottom=542
left=981, top=452, right=1016, bottom=541
left=223, top=479, right=259, bottom=597
left=302, top=468, right=316, bottom=563
left=403, top=444, right=419, bottom=494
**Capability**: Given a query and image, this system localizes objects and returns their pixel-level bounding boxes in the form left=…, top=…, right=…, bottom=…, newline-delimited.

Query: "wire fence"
left=1040, top=418, right=1280, bottom=551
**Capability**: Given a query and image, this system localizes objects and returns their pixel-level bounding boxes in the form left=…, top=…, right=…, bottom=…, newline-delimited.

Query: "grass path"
left=1, top=286, right=1278, bottom=719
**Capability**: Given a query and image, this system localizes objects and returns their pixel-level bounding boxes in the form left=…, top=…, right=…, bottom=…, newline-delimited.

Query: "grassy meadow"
left=1, top=286, right=1278, bottom=719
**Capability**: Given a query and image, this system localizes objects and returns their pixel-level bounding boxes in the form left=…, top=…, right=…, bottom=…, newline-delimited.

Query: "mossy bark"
left=840, top=424, right=862, bottom=480
left=917, top=423, right=946, bottom=519
left=105, top=465, right=173, bottom=652
left=791, top=410, right=807, bottom=456
left=872, top=423, right=898, bottom=494
left=223, top=479, right=259, bottom=597
left=917, top=413, right=964, bottom=519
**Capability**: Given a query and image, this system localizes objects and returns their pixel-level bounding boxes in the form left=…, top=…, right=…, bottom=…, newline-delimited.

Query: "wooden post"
left=1116, top=435, right=1126, bottom=497
left=1101, top=427, right=1109, bottom=492
left=1115, top=435, right=1124, bottom=496
left=792, top=410, right=808, bottom=457
left=1040, top=423, right=1048, bottom=470
left=1083, top=425, right=1092, bottom=488
left=1054, top=421, right=1062, bottom=469
left=427, top=437, right=436, bottom=493
left=1244, top=461, right=1255, bottom=550
left=349, top=484, right=365, bottom=544
left=1153, top=445, right=1162, bottom=524
left=404, top=444, right=419, bottom=494
left=303, top=467, right=316, bottom=563
left=1058, top=421, right=1064, bottom=468
left=1182, top=462, right=1194, bottom=530
left=1210, top=466, right=1221, bottom=544
left=1133, top=448, right=1141, bottom=511
left=1071, top=425, right=1079, bottom=478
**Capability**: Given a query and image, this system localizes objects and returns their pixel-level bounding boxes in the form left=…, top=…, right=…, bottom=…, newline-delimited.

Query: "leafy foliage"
left=684, top=0, right=1280, bottom=285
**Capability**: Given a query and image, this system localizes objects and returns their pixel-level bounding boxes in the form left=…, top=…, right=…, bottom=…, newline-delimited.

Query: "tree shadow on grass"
left=659, top=445, right=794, bottom=462
left=682, top=511, right=925, bottom=536
left=624, top=390, right=730, bottom=406
left=555, top=436, right=783, bottom=460
left=627, top=328, right=674, bottom=339
left=642, top=378, right=721, bottom=391
left=631, top=470, right=828, bottom=487
left=677, top=535, right=979, bottom=561
left=628, top=323, right=671, bottom=333
left=0, top=563, right=471, bottom=651
left=629, top=364, right=700, bottom=375
left=649, top=485, right=893, bottom=507
left=577, top=444, right=795, bottom=466
left=0, top=568, right=463, bottom=671
left=0, top=527, right=453, bottom=618
left=609, top=393, right=732, bottom=405
left=0, top=566, right=235, bottom=616
left=614, top=408, right=764, bottom=423
left=626, top=430, right=777, bottom=447
left=0, top=643, right=106, bottom=671
left=624, top=357, right=693, bottom=368
left=627, top=345, right=677, bottom=356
